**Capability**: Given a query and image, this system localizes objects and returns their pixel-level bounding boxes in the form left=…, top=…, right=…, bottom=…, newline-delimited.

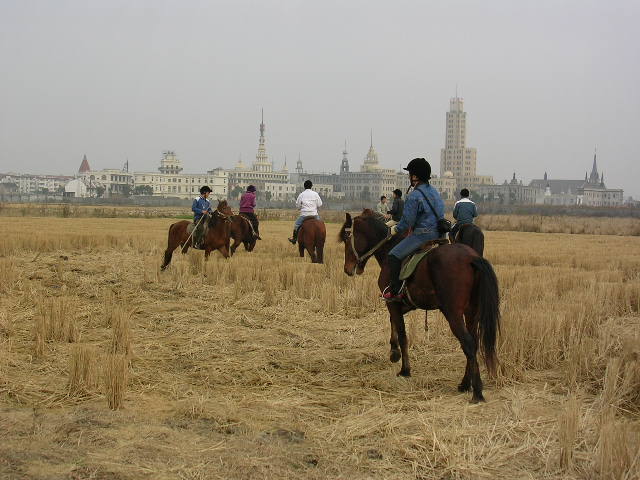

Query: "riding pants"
left=388, top=229, right=440, bottom=262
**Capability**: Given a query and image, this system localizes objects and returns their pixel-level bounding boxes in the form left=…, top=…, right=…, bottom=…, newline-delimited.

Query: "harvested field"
left=0, top=216, right=639, bottom=479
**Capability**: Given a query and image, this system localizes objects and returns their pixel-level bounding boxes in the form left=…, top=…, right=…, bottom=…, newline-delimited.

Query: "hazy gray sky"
left=1, top=1, right=639, bottom=196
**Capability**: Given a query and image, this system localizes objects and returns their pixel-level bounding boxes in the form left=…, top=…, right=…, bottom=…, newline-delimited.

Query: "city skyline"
left=1, top=1, right=638, bottom=196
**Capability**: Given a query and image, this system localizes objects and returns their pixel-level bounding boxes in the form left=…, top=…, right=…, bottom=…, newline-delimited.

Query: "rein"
left=344, top=226, right=392, bottom=266
left=233, top=214, right=257, bottom=236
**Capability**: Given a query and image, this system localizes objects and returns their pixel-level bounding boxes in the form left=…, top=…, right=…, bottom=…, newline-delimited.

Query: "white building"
left=264, top=182, right=297, bottom=201
left=132, top=151, right=228, bottom=199
left=0, top=172, right=72, bottom=194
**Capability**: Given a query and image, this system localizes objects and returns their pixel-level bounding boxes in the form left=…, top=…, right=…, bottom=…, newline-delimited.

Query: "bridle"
left=343, top=224, right=392, bottom=268
left=211, top=208, right=232, bottom=224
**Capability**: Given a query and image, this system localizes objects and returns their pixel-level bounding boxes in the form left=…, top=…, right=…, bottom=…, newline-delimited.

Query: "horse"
left=229, top=213, right=257, bottom=255
left=297, top=217, right=326, bottom=263
left=451, top=223, right=484, bottom=256
left=339, top=210, right=500, bottom=403
left=160, top=200, right=233, bottom=270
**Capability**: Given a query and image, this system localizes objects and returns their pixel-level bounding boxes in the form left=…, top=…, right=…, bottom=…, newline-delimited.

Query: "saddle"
left=301, top=216, right=319, bottom=224
left=399, top=238, right=448, bottom=281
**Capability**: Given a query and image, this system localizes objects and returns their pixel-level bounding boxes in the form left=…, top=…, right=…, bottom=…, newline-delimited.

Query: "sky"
left=1, top=0, right=639, bottom=196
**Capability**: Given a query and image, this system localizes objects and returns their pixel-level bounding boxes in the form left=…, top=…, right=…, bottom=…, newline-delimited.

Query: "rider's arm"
left=472, top=203, right=478, bottom=218
left=453, top=202, right=459, bottom=220
left=191, top=198, right=199, bottom=214
left=315, top=192, right=322, bottom=208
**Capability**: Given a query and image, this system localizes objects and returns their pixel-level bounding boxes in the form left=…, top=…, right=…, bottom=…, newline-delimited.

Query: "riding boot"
left=288, top=228, right=298, bottom=244
left=383, top=256, right=403, bottom=302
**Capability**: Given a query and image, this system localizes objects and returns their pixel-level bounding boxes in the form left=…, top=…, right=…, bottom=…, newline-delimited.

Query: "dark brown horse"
left=160, top=200, right=233, bottom=270
left=229, top=214, right=257, bottom=255
left=339, top=210, right=500, bottom=402
left=297, top=217, right=326, bottom=263
left=451, top=223, right=484, bottom=256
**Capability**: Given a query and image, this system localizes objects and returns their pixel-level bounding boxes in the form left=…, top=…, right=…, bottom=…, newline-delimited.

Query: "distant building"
left=529, top=152, right=624, bottom=207
left=439, top=96, right=493, bottom=191
left=0, top=172, right=72, bottom=194
left=132, top=151, right=227, bottom=199
left=478, top=173, right=542, bottom=205
left=226, top=110, right=289, bottom=191
left=430, top=172, right=458, bottom=201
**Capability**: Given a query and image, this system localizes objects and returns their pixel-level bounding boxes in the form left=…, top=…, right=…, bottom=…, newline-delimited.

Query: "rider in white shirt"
left=289, top=180, right=323, bottom=244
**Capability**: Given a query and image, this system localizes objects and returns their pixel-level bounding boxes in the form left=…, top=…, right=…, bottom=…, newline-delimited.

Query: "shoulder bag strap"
left=415, top=185, right=442, bottom=219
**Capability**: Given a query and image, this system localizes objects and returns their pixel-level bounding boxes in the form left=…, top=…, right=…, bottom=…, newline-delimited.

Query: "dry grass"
left=0, top=216, right=638, bottom=479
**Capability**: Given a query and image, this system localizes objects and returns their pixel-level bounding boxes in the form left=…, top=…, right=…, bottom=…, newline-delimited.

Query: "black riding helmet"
left=200, top=185, right=212, bottom=194
left=403, top=158, right=431, bottom=182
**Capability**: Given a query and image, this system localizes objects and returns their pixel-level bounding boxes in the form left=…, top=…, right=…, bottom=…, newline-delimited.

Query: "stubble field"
left=0, top=216, right=639, bottom=480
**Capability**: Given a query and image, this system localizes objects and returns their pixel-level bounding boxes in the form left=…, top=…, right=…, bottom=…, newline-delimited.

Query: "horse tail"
left=471, top=256, right=500, bottom=375
left=161, top=222, right=179, bottom=270
left=472, top=228, right=485, bottom=257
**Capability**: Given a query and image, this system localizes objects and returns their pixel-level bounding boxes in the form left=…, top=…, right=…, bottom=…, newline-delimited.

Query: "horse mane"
left=338, top=209, right=388, bottom=243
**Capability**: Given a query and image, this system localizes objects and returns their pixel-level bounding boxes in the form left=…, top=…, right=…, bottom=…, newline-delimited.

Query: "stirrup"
left=381, top=284, right=404, bottom=303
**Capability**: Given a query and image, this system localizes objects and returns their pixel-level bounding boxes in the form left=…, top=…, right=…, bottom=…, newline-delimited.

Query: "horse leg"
left=298, top=242, right=305, bottom=258
left=445, top=310, right=483, bottom=402
left=458, top=306, right=479, bottom=393
left=385, top=303, right=402, bottom=364
left=390, top=306, right=410, bottom=376
left=316, top=243, right=324, bottom=264
left=307, top=245, right=317, bottom=263
left=424, top=311, right=429, bottom=332
left=161, top=246, right=176, bottom=270
left=230, top=237, right=240, bottom=256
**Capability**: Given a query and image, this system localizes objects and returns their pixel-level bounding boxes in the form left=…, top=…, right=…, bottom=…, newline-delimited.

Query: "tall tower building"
left=361, top=130, right=381, bottom=172
left=440, top=96, right=477, bottom=181
left=253, top=109, right=272, bottom=173
left=340, top=140, right=350, bottom=174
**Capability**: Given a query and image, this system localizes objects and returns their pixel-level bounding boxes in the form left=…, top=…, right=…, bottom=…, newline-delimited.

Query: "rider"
left=376, top=195, right=388, bottom=215
left=288, top=180, right=322, bottom=244
left=385, top=189, right=404, bottom=227
left=383, top=158, right=445, bottom=302
left=191, top=186, right=213, bottom=248
left=239, top=185, right=261, bottom=240
left=450, top=188, right=477, bottom=240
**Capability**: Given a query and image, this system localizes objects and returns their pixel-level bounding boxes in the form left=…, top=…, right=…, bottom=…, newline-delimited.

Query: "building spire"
left=589, top=148, right=599, bottom=183
left=370, top=129, right=373, bottom=148
left=340, top=140, right=350, bottom=174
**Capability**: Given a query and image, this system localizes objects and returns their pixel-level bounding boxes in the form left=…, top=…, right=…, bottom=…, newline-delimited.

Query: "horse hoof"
left=470, top=394, right=486, bottom=404
left=389, top=350, right=401, bottom=363
left=397, top=369, right=411, bottom=377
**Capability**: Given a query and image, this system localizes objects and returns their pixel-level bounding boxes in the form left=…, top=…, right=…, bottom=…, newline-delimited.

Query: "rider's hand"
left=390, top=225, right=398, bottom=236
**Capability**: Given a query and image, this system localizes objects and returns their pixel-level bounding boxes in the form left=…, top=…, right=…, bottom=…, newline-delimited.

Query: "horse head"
left=339, top=210, right=388, bottom=276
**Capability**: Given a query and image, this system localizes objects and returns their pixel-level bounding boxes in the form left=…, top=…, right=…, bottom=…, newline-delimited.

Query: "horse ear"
left=345, top=212, right=352, bottom=226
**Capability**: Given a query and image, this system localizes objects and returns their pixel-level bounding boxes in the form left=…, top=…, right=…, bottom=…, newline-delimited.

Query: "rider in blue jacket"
left=191, top=186, right=213, bottom=248
left=383, top=158, right=444, bottom=302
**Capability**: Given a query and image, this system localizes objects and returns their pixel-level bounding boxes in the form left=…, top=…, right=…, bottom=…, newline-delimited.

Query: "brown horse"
left=451, top=223, right=484, bottom=256
left=339, top=210, right=500, bottom=403
left=160, top=200, right=233, bottom=270
left=297, top=217, right=326, bottom=263
left=229, top=214, right=257, bottom=255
